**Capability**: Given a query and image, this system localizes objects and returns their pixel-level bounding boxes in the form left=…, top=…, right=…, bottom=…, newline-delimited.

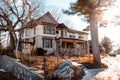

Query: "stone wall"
left=0, top=55, right=44, bottom=80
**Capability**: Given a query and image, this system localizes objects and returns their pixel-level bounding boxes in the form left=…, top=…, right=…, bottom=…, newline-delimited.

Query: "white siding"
left=36, top=25, right=44, bottom=35
left=58, top=29, right=88, bottom=41
left=36, top=35, right=43, bottom=48
left=83, top=34, right=88, bottom=40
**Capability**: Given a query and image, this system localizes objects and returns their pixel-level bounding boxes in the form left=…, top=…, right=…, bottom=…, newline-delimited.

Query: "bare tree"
left=47, top=6, right=74, bottom=28
left=47, top=6, right=63, bottom=22
left=0, top=0, right=44, bottom=52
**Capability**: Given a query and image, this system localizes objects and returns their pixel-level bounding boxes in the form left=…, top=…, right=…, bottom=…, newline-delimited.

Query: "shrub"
left=33, top=47, right=47, bottom=56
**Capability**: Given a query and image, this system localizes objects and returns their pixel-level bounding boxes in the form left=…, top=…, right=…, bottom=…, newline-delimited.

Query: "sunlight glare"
left=103, top=0, right=120, bottom=23
left=103, top=9, right=115, bottom=22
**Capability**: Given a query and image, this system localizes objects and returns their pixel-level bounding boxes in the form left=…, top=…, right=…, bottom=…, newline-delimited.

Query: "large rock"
left=53, top=60, right=83, bottom=80
left=0, top=55, right=44, bottom=80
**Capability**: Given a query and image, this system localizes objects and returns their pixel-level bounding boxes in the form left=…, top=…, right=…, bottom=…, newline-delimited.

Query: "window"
left=78, top=34, right=84, bottom=38
left=64, top=31, right=67, bottom=37
left=61, top=31, right=63, bottom=37
left=61, top=30, right=67, bottom=37
left=44, top=26, right=55, bottom=35
left=25, top=29, right=30, bottom=36
left=43, top=38, right=52, bottom=48
left=69, top=32, right=75, bottom=38
left=51, top=28, right=55, bottom=34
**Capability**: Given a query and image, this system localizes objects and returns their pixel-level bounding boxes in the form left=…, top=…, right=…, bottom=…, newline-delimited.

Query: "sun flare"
left=102, top=0, right=120, bottom=23
left=103, top=9, right=115, bottom=22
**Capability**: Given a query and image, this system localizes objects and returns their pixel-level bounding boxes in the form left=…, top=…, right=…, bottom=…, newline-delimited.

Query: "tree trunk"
left=89, top=12, right=101, bottom=63
left=9, top=31, right=16, bottom=52
left=18, top=33, right=22, bottom=51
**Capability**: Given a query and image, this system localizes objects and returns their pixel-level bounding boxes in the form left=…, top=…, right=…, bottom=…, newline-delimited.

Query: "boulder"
left=53, top=60, right=83, bottom=80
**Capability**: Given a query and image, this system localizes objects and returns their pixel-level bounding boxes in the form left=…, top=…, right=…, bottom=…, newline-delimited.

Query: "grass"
left=13, top=52, right=108, bottom=79
left=68, top=54, right=107, bottom=69
left=18, top=53, right=107, bottom=70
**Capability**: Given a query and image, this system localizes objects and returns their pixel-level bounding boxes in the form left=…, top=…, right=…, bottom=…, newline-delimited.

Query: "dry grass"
left=16, top=52, right=107, bottom=77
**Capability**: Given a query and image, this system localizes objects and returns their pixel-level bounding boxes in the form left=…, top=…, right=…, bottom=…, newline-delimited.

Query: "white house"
left=21, top=12, right=89, bottom=56
left=22, top=12, right=57, bottom=54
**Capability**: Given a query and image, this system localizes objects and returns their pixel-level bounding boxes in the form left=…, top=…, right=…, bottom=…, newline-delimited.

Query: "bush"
left=33, top=47, right=47, bottom=56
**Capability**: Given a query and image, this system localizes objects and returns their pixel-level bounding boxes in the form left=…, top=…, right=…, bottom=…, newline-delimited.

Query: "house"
left=56, top=23, right=89, bottom=56
left=21, top=12, right=89, bottom=56
left=22, top=12, right=57, bottom=54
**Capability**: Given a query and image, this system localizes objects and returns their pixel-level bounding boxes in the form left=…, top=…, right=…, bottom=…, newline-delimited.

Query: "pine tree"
left=100, top=37, right=112, bottom=54
left=63, top=0, right=115, bottom=63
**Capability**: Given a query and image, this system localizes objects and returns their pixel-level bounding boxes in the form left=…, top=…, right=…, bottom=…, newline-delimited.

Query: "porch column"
left=73, top=40, right=76, bottom=56
left=83, top=42, right=86, bottom=55
left=59, top=39, right=62, bottom=49
left=58, top=39, right=62, bottom=54
left=86, top=41, right=89, bottom=54
left=65, top=42, right=67, bottom=48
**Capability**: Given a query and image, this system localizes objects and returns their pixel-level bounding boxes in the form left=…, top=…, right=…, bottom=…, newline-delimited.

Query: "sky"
left=46, top=0, right=88, bottom=30
left=46, top=0, right=120, bottom=51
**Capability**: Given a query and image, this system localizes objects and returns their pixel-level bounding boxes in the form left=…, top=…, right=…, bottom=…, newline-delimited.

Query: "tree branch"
left=0, top=27, right=8, bottom=31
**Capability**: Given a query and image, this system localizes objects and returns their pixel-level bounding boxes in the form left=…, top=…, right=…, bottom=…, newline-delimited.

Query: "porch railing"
left=59, top=48, right=87, bottom=57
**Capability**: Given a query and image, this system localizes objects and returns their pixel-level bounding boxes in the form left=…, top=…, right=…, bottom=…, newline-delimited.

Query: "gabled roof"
left=38, top=12, right=58, bottom=25
left=25, top=12, right=58, bottom=28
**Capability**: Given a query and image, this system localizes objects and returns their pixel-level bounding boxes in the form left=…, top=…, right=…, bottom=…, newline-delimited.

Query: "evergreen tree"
left=100, top=36, right=112, bottom=54
left=63, top=0, right=115, bottom=63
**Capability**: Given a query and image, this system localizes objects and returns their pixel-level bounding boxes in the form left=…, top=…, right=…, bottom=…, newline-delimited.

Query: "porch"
left=57, top=38, right=89, bottom=57
left=60, top=48, right=87, bottom=57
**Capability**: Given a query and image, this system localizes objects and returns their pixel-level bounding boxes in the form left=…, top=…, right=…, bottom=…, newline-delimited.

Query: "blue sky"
left=46, top=0, right=76, bottom=9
